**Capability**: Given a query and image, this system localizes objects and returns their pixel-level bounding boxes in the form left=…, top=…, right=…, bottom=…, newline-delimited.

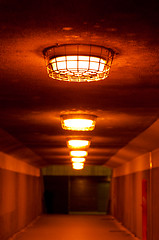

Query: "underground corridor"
left=1, top=126, right=159, bottom=240
left=1, top=0, right=159, bottom=239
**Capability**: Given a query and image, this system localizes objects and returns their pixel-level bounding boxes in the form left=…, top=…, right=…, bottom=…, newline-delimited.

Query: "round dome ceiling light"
left=71, top=157, right=86, bottom=163
left=67, top=140, right=90, bottom=149
left=43, top=44, right=114, bottom=82
left=70, top=150, right=88, bottom=157
left=72, top=162, right=84, bottom=170
left=61, top=114, right=96, bottom=131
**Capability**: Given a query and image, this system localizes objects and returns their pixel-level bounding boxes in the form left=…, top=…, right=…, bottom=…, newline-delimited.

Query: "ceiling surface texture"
left=0, top=0, right=159, bottom=168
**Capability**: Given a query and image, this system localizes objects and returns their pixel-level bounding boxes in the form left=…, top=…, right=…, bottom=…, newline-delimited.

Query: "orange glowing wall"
left=111, top=148, right=159, bottom=240
left=0, top=152, right=43, bottom=240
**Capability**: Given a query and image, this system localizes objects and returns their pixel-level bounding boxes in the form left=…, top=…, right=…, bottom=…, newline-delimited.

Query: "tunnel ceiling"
left=0, top=0, right=159, bottom=168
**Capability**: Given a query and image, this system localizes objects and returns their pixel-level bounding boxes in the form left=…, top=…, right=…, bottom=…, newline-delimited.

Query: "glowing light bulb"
left=70, top=150, right=88, bottom=157
left=44, top=44, right=114, bottom=82
left=72, top=162, right=84, bottom=170
left=71, top=158, right=86, bottom=163
left=67, top=140, right=90, bottom=149
left=61, top=114, right=96, bottom=131
left=63, top=119, right=95, bottom=131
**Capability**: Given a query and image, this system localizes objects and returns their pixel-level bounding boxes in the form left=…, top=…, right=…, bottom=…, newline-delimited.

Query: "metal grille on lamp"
left=43, top=44, right=114, bottom=82
left=60, top=114, right=96, bottom=131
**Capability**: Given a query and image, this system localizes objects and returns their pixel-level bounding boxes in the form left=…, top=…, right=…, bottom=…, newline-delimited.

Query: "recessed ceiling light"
left=61, top=114, right=96, bottom=131
left=67, top=140, right=90, bottom=149
left=72, top=162, right=84, bottom=170
left=70, top=150, right=88, bottom=157
left=43, top=44, right=114, bottom=82
left=71, top=157, right=86, bottom=163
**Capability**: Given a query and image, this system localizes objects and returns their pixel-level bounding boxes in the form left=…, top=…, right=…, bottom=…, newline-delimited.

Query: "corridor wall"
left=0, top=152, right=42, bottom=240
left=109, top=119, right=159, bottom=240
left=111, top=148, right=159, bottom=240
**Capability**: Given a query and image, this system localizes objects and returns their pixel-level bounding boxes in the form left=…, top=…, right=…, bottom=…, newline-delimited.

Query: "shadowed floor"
left=12, top=215, right=139, bottom=240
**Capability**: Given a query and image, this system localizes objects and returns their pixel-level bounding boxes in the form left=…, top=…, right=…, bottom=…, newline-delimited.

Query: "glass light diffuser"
left=61, top=114, right=96, bottom=131
left=62, top=119, right=94, bottom=131
left=71, top=157, right=86, bottom=163
left=67, top=140, right=90, bottom=149
left=72, top=162, right=84, bottom=170
left=70, top=150, right=88, bottom=157
left=43, top=44, right=114, bottom=82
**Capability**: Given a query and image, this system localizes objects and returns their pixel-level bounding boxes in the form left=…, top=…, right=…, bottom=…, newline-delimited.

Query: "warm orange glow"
left=67, top=140, right=90, bottom=149
left=70, top=150, right=88, bottom=157
left=62, top=118, right=95, bottom=131
left=43, top=44, right=114, bottom=82
left=71, top=157, right=86, bottom=163
left=50, top=56, right=106, bottom=73
left=61, top=114, right=96, bottom=131
left=48, top=56, right=110, bottom=82
left=72, top=162, right=84, bottom=170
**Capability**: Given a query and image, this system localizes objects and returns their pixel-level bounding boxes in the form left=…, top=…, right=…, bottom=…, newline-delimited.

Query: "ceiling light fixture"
left=43, top=44, right=114, bottom=82
left=61, top=114, right=96, bottom=131
left=67, top=140, right=90, bottom=149
left=72, top=162, right=84, bottom=170
left=71, top=157, right=86, bottom=163
left=70, top=150, right=88, bottom=157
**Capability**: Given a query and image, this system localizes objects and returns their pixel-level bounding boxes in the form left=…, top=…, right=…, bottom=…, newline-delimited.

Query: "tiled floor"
left=11, top=215, right=139, bottom=240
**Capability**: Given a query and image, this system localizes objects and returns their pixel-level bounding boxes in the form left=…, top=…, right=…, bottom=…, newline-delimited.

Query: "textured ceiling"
left=0, top=0, right=159, bottom=167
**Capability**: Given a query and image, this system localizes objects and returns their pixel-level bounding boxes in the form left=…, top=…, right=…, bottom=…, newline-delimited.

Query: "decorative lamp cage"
left=70, top=150, right=88, bottom=157
left=60, top=114, right=97, bottom=131
left=67, top=139, right=91, bottom=149
left=43, top=44, right=114, bottom=82
left=71, top=157, right=86, bottom=163
left=72, top=162, right=84, bottom=170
